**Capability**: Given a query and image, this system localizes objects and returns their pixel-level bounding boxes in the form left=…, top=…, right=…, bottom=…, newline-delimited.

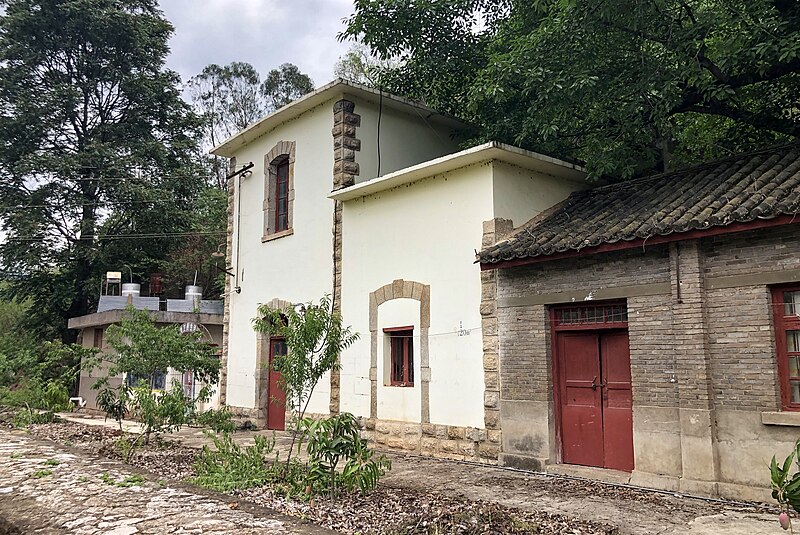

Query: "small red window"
left=275, top=158, right=289, bottom=232
left=385, top=327, right=413, bottom=387
left=773, top=286, right=800, bottom=410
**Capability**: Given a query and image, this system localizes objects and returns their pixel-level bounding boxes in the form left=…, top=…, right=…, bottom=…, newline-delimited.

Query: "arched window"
left=263, top=141, right=295, bottom=241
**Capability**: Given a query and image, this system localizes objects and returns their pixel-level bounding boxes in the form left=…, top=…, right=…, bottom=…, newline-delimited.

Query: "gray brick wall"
left=497, top=304, right=549, bottom=402
left=705, top=285, right=780, bottom=411
left=497, top=245, right=670, bottom=300
left=494, top=226, right=800, bottom=412
left=628, top=294, right=679, bottom=407
left=703, top=225, right=800, bottom=278
left=497, top=246, right=672, bottom=405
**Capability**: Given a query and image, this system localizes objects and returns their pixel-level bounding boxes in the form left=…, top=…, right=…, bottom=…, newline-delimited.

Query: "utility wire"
left=2, top=231, right=226, bottom=242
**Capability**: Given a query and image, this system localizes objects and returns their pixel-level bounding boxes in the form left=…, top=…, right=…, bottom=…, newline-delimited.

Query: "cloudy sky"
left=159, top=0, right=355, bottom=86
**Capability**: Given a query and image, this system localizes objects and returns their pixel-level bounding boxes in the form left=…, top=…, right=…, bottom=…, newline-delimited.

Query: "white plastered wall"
left=491, top=161, right=588, bottom=228
left=224, top=93, right=463, bottom=416
left=352, top=99, right=460, bottom=182
left=339, top=159, right=586, bottom=429
left=340, top=163, right=495, bottom=427
left=225, top=99, right=338, bottom=414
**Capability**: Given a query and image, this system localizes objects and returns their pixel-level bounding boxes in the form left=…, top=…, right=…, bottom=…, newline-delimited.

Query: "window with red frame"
left=275, top=157, right=289, bottom=232
left=386, top=327, right=413, bottom=386
left=773, top=286, right=800, bottom=410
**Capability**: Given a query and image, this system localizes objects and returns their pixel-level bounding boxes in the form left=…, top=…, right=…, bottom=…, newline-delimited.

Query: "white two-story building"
left=212, top=79, right=585, bottom=461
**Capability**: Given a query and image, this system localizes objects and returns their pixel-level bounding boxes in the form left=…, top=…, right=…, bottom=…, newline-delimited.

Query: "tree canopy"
left=0, top=0, right=212, bottom=341
left=343, top=0, right=800, bottom=179
left=261, top=63, right=315, bottom=111
left=187, top=61, right=315, bottom=187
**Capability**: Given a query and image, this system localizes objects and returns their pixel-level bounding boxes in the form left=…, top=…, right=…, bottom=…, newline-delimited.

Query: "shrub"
left=193, top=414, right=391, bottom=499
left=252, top=294, right=359, bottom=464
left=301, top=412, right=391, bottom=495
left=771, top=438, right=800, bottom=530
left=90, top=307, right=223, bottom=460
left=2, top=379, right=72, bottom=427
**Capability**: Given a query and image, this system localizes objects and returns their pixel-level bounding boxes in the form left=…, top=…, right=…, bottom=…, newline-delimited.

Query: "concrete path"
left=0, top=428, right=333, bottom=535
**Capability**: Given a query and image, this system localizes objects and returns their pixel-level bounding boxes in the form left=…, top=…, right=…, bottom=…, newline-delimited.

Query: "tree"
left=334, top=43, right=396, bottom=86
left=159, top=186, right=227, bottom=299
left=0, top=0, right=210, bottom=342
left=252, top=295, right=359, bottom=462
left=186, top=62, right=265, bottom=146
left=187, top=61, right=314, bottom=187
left=261, top=63, right=316, bottom=111
left=342, top=0, right=800, bottom=179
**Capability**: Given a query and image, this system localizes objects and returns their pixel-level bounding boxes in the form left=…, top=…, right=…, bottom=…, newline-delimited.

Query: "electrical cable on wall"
left=377, top=86, right=383, bottom=177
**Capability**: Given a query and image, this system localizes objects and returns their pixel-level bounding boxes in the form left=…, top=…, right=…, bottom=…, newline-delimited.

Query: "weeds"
left=100, top=472, right=146, bottom=487
left=43, top=459, right=59, bottom=466
left=193, top=412, right=391, bottom=499
left=191, top=431, right=277, bottom=492
left=193, top=407, right=236, bottom=433
left=32, top=469, right=52, bottom=478
left=12, top=406, right=58, bottom=428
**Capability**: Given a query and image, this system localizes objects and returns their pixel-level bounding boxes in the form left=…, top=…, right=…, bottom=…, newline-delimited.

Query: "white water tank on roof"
left=121, top=283, right=141, bottom=298
left=185, top=285, right=203, bottom=307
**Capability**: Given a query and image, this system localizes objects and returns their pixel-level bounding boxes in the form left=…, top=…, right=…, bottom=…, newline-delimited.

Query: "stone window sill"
left=761, top=411, right=800, bottom=427
left=261, top=229, right=294, bottom=243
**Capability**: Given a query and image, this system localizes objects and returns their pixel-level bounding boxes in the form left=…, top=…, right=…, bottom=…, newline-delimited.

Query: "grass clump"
left=100, top=472, right=146, bottom=487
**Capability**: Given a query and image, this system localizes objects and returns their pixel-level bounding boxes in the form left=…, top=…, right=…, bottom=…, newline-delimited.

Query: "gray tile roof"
left=480, top=143, right=800, bottom=264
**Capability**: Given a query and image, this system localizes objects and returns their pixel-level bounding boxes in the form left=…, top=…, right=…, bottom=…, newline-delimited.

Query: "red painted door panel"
left=601, top=331, right=634, bottom=471
left=267, top=338, right=287, bottom=431
left=556, top=329, right=634, bottom=472
left=558, top=332, right=604, bottom=467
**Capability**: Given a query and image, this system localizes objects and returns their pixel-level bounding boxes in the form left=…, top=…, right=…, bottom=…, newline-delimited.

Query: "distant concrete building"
left=68, top=285, right=223, bottom=412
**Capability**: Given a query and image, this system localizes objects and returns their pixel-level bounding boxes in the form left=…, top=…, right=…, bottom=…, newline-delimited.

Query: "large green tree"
left=343, top=0, right=800, bottom=179
left=0, top=0, right=210, bottom=341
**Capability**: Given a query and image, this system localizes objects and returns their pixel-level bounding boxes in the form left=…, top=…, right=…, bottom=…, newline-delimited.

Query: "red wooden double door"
left=556, top=330, right=634, bottom=471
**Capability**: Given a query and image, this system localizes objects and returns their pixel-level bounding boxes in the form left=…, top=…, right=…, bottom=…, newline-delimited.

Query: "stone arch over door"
left=254, top=298, right=293, bottom=424
left=369, top=279, right=431, bottom=423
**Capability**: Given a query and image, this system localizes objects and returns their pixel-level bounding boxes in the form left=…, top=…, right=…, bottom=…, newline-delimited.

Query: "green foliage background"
left=343, top=0, right=800, bottom=180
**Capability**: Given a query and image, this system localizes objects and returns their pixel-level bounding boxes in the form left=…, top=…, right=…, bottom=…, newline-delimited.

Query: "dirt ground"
left=382, top=453, right=779, bottom=534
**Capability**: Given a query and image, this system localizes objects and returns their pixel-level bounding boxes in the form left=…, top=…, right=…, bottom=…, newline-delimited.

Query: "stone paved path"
left=9, top=413, right=787, bottom=535
left=0, top=428, right=332, bottom=535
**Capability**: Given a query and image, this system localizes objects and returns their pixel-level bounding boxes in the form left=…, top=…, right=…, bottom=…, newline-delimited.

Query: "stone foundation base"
left=499, top=453, right=545, bottom=471
left=362, top=419, right=499, bottom=463
left=225, top=406, right=261, bottom=428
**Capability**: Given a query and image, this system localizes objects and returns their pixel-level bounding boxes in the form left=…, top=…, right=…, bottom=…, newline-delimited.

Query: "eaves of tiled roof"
left=479, top=142, right=800, bottom=267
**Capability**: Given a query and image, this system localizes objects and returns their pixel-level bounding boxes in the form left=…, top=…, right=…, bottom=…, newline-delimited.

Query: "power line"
left=2, top=231, right=226, bottom=242
left=4, top=198, right=196, bottom=209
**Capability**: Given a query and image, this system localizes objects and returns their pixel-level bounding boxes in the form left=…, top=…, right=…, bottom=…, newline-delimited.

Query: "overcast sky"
left=159, top=0, right=355, bottom=87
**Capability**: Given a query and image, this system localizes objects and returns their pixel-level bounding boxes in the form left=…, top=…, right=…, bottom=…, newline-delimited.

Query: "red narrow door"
left=600, top=331, right=634, bottom=471
left=267, top=338, right=287, bottom=431
left=558, top=332, right=604, bottom=467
